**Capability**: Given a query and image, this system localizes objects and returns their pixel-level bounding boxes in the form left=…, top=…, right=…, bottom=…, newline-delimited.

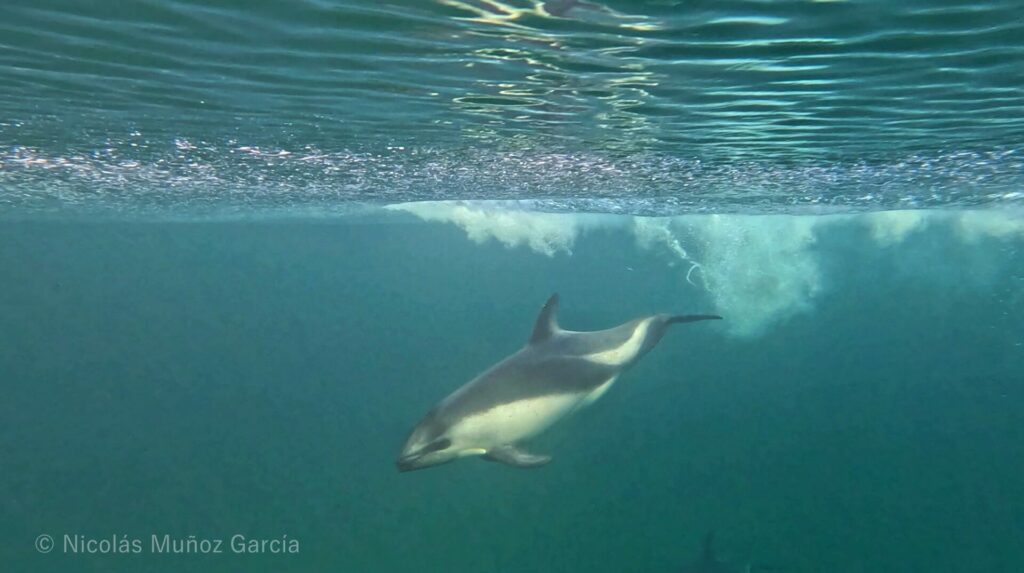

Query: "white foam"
left=953, top=209, right=1024, bottom=242
left=388, top=202, right=831, bottom=336
left=385, top=202, right=1022, bottom=338
left=852, top=208, right=1024, bottom=245
left=677, top=214, right=831, bottom=337
left=864, top=210, right=929, bottom=246
left=386, top=201, right=620, bottom=256
left=632, top=217, right=706, bottom=286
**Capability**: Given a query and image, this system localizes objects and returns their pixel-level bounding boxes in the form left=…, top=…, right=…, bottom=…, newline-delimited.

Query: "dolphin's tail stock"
left=629, top=312, right=721, bottom=363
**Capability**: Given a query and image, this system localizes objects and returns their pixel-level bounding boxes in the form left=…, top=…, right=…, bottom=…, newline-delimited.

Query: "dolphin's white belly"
left=448, top=393, right=583, bottom=449
left=447, top=374, right=620, bottom=453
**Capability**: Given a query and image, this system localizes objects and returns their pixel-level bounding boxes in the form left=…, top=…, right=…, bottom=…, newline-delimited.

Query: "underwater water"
left=1, top=1, right=1024, bottom=573
left=3, top=214, right=1023, bottom=573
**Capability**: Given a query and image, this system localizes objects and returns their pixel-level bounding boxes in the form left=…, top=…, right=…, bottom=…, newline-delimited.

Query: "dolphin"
left=680, top=532, right=778, bottom=573
left=396, top=293, right=720, bottom=472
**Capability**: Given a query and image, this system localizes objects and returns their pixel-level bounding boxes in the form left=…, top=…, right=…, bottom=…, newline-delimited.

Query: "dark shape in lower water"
left=396, top=293, right=721, bottom=472
left=680, top=532, right=780, bottom=573
left=681, top=532, right=735, bottom=573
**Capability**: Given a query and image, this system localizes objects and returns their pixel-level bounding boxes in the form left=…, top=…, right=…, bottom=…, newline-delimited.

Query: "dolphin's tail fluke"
left=668, top=314, right=722, bottom=325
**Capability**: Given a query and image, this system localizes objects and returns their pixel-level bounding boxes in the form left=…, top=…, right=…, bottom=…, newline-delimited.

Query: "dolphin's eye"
left=422, top=438, right=451, bottom=453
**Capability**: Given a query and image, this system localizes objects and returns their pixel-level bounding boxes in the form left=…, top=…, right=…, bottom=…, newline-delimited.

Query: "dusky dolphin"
left=396, top=293, right=720, bottom=472
left=680, top=532, right=778, bottom=573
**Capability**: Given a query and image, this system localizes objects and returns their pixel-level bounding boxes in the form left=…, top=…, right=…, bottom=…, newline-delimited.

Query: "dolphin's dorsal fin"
left=529, top=293, right=561, bottom=344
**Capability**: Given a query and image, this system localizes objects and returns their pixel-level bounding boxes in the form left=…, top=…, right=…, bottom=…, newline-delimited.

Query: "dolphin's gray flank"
left=396, top=293, right=721, bottom=472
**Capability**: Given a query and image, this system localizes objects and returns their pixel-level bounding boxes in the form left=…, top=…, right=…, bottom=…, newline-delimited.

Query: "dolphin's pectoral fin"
left=483, top=445, right=551, bottom=468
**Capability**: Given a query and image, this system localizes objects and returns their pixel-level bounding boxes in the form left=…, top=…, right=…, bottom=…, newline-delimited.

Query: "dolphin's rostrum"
left=396, top=294, right=721, bottom=472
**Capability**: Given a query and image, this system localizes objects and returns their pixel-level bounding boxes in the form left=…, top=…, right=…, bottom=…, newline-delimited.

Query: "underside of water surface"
left=1, top=0, right=1023, bottom=217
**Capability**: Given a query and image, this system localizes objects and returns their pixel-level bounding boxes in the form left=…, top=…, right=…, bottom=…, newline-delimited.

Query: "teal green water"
left=2, top=216, right=1023, bottom=572
left=2, top=1, right=1024, bottom=572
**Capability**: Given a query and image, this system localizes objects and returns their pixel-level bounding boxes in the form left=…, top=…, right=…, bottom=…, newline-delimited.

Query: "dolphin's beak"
left=395, top=455, right=421, bottom=473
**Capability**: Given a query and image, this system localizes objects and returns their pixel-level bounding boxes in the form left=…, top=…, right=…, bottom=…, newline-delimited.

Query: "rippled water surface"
left=1, top=0, right=1023, bottom=215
